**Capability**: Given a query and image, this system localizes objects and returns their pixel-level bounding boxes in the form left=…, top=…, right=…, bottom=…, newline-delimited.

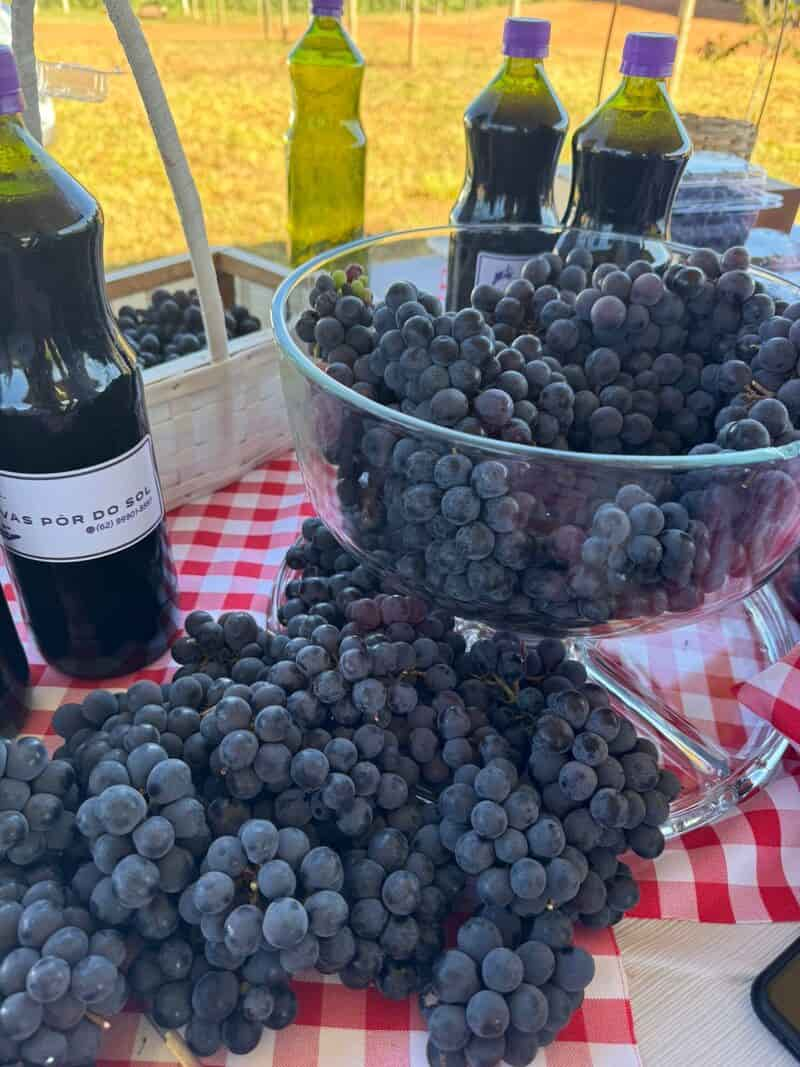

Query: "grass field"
left=32, top=2, right=800, bottom=268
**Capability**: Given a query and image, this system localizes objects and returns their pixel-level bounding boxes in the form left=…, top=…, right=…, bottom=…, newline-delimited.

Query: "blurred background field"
left=28, top=0, right=800, bottom=267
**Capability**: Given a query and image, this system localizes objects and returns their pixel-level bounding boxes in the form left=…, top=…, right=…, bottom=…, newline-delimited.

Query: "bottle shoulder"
left=288, top=19, right=364, bottom=67
left=0, top=121, right=99, bottom=236
left=573, top=107, right=690, bottom=155
left=573, top=81, right=691, bottom=156
left=464, top=85, right=568, bottom=133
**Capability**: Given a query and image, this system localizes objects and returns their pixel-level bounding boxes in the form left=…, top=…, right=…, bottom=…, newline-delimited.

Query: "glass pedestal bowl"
left=271, top=224, right=800, bottom=838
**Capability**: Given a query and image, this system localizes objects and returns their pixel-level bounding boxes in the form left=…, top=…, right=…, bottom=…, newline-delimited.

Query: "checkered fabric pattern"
left=737, top=647, right=800, bottom=748
left=5, top=457, right=639, bottom=1067
left=600, top=614, right=800, bottom=923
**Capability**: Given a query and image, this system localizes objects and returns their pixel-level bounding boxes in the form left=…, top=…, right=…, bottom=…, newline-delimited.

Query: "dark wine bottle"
left=0, top=47, right=179, bottom=679
left=0, top=587, right=28, bottom=733
left=447, top=18, right=568, bottom=309
left=562, top=33, right=691, bottom=242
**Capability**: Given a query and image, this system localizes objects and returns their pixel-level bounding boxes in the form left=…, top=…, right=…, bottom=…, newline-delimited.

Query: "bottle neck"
left=611, top=74, right=671, bottom=108
left=498, top=55, right=546, bottom=83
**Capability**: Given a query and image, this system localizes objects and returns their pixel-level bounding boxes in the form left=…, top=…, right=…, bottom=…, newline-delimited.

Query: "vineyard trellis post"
left=348, top=0, right=359, bottom=40
left=409, top=0, right=420, bottom=67
left=672, top=0, right=696, bottom=97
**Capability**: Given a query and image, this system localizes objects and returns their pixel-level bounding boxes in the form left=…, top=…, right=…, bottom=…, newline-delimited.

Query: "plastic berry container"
left=670, top=151, right=782, bottom=253
left=271, top=224, right=800, bottom=838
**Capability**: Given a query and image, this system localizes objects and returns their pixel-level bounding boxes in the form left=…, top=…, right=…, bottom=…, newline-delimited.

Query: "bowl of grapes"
left=271, top=223, right=800, bottom=838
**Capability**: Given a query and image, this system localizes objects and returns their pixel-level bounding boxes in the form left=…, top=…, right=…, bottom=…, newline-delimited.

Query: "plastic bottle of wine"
left=0, top=47, right=179, bottom=679
left=563, top=32, right=691, bottom=239
left=285, top=0, right=366, bottom=267
left=0, top=588, right=28, bottom=733
left=447, top=18, right=568, bottom=309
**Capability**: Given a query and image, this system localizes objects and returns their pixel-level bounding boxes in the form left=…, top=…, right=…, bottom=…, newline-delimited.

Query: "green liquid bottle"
left=563, top=32, right=691, bottom=240
left=285, top=0, right=366, bottom=267
left=447, top=18, right=568, bottom=309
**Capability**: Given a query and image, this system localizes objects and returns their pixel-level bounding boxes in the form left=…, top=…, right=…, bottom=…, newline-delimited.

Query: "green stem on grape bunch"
left=488, top=673, right=518, bottom=704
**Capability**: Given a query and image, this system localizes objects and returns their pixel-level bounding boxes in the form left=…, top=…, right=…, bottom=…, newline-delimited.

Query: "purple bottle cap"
left=503, top=18, right=550, bottom=59
left=0, top=47, right=23, bottom=116
left=620, top=32, right=677, bottom=78
left=312, top=0, right=343, bottom=15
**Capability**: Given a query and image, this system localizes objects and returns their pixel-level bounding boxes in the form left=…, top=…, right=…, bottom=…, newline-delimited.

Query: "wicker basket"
left=11, top=0, right=302, bottom=512
left=680, top=113, right=758, bottom=161
left=107, top=248, right=292, bottom=510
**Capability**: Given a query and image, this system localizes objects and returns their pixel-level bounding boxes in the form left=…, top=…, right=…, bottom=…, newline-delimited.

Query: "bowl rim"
left=271, top=224, right=800, bottom=472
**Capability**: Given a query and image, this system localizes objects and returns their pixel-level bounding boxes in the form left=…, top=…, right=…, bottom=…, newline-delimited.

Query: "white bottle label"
left=474, top=252, right=533, bottom=289
left=0, top=436, right=165, bottom=564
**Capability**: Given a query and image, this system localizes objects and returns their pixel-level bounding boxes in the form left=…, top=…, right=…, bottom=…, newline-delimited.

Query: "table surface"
left=9, top=454, right=800, bottom=1067
left=618, top=919, right=800, bottom=1067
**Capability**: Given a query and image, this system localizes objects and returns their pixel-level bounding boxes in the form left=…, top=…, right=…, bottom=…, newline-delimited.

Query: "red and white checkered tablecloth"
left=596, top=620, right=800, bottom=924
left=5, top=454, right=800, bottom=1067
left=4, top=457, right=640, bottom=1067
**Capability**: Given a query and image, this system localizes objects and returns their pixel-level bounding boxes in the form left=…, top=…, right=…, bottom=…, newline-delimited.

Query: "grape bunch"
left=130, top=934, right=298, bottom=1056
left=117, top=287, right=262, bottom=370
left=0, top=736, right=131, bottom=1067
left=436, top=678, right=678, bottom=927
left=295, top=264, right=378, bottom=398
left=338, top=824, right=468, bottom=999
left=134, top=819, right=315, bottom=1053
left=73, top=754, right=210, bottom=936
left=0, top=737, right=78, bottom=866
left=0, top=546, right=680, bottom=1067
left=422, top=926, right=595, bottom=1067
left=0, top=897, right=128, bottom=1067
left=278, top=517, right=382, bottom=630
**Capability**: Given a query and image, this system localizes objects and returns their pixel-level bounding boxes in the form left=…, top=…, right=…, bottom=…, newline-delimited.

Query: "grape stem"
left=744, top=381, right=775, bottom=403
left=488, top=673, right=518, bottom=703
left=147, top=1018, right=203, bottom=1067
left=85, top=1012, right=112, bottom=1031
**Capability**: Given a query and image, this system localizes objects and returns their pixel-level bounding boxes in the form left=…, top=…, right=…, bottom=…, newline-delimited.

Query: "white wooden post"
left=672, top=0, right=696, bottom=99
left=258, top=0, right=272, bottom=38
left=408, top=0, right=420, bottom=68
left=281, top=0, right=289, bottom=42
left=103, top=0, right=229, bottom=367
left=10, top=0, right=41, bottom=143
left=348, top=0, right=358, bottom=40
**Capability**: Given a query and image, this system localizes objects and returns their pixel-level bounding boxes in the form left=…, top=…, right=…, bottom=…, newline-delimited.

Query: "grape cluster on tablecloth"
left=0, top=517, right=678, bottom=1067
left=293, top=249, right=800, bottom=630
